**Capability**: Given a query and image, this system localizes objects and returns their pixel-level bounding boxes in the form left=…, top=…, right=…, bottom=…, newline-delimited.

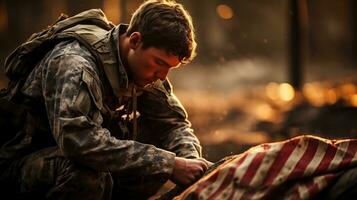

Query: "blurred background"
left=0, top=0, right=356, bottom=163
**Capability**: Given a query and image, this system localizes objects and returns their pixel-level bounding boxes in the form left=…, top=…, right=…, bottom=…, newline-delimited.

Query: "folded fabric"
left=176, top=135, right=357, bottom=200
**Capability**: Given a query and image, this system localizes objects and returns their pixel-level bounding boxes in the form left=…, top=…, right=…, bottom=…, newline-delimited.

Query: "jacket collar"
left=104, top=24, right=129, bottom=98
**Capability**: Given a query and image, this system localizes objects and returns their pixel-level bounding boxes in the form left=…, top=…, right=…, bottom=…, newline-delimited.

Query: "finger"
left=188, top=174, right=197, bottom=184
left=195, top=166, right=205, bottom=178
left=201, top=161, right=208, bottom=171
left=196, top=158, right=209, bottom=171
left=196, top=160, right=208, bottom=172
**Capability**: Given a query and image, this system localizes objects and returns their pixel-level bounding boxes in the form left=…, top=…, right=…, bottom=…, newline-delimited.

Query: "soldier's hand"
left=171, top=157, right=208, bottom=186
left=197, top=157, right=214, bottom=168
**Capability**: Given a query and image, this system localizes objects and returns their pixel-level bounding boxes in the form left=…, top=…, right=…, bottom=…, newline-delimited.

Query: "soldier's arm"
left=138, top=79, right=202, bottom=159
left=42, top=47, right=175, bottom=178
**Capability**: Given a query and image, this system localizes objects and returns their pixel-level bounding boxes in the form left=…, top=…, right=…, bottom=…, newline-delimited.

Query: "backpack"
left=3, top=8, right=114, bottom=100
left=0, top=9, right=114, bottom=146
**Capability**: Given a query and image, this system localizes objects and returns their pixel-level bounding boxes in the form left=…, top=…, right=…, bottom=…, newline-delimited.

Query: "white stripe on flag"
left=349, top=142, right=357, bottom=163
left=232, top=152, right=259, bottom=200
left=303, top=140, right=328, bottom=176
left=327, top=141, right=349, bottom=171
left=312, top=175, right=329, bottom=195
left=250, top=143, right=284, bottom=187
left=249, top=143, right=284, bottom=199
left=297, top=182, right=310, bottom=200
left=250, top=189, right=269, bottom=200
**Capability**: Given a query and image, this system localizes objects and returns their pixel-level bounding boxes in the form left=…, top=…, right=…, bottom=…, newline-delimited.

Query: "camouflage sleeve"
left=41, top=45, right=175, bottom=178
left=137, top=79, right=202, bottom=159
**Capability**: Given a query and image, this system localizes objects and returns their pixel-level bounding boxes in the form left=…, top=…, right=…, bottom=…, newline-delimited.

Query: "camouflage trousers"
left=0, top=147, right=167, bottom=200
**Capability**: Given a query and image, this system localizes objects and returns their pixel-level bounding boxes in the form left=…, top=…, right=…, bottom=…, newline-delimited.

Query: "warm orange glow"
left=279, top=83, right=295, bottom=102
left=265, top=82, right=279, bottom=101
left=216, top=4, right=234, bottom=20
left=303, top=83, right=325, bottom=107
left=351, top=94, right=357, bottom=107
left=0, top=1, right=8, bottom=32
left=254, top=103, right=274, bottom=121
left=103, top=0, right=121, bottom=24
left=340, top=83, right=355, bottom=100
left=326, top=89, right=337, bottom=105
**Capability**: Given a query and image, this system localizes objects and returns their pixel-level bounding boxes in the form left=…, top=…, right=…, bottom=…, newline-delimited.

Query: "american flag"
left=176, top=135, right=357, bottom=200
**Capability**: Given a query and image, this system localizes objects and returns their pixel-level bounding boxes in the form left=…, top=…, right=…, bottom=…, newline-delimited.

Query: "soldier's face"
left=127, top=33, right=180, bottom=87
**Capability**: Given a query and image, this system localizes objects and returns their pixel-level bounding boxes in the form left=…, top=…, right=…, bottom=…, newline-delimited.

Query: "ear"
left=128, top=32, right=142, bottom=50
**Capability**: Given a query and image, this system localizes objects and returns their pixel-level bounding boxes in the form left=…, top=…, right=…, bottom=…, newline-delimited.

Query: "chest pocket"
left=81, top=68, right=103, bottom=112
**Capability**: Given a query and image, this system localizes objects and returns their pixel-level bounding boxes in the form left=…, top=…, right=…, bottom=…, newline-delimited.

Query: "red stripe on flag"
left=241, top=151, right=268, bottom=185
left=194, top=169, right=220, bottom=195
left=315, top=144, right=337, bottom=173
left=263, top=138, right=300, bottom=185
left=287, top=138, right=319, bottom=180
left=239, top=146, right=271, bottom=200
left=206, top=154, right=248, bottom=200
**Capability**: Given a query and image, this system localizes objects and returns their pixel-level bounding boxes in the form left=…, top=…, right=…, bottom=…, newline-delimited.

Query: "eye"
left=155, top=59, right=165, bottom=66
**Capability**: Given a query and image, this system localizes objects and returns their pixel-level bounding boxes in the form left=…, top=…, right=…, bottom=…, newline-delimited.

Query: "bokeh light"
left=340, top=83, right=355, bottom=100
left=326, top=89, right=337, bottom=105
left=216, top=4, right=234, bottom=20
left=303, top=83, right=325, bottom=107
left=279, top=83, right=295, bottom=102
left=265, top=82, right=280, bottom=101
left=351, top=94, right=357, bottom=107
left=254, top=103, right=274, bottom=121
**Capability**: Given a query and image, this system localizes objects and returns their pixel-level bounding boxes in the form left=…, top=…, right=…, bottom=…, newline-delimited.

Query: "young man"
left=0, top=0, right=209, bottom=199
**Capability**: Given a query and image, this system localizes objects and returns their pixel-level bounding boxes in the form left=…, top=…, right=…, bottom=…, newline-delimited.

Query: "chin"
left=134, top=78, right=154, bottom=87
left=134, top=81, right=149, bottom=87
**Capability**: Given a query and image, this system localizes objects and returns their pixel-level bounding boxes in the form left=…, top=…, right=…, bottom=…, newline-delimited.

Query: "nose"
left=155, top=69, right=169, bottom=81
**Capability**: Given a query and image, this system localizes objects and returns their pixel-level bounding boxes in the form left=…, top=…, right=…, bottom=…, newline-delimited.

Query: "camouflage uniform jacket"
left=1, top=24, right=202, bottom=179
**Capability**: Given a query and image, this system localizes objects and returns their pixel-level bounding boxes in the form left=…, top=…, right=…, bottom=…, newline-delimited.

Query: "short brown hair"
left=127, top=0, right=196, bottom=64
